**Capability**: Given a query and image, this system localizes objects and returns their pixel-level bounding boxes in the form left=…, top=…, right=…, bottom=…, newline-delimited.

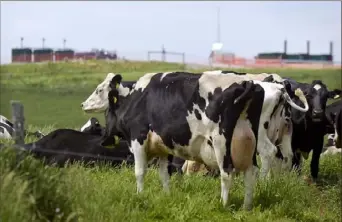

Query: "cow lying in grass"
left=83, top=72, right=309, bottom=210
left=0, top=115, right=45, bottom=140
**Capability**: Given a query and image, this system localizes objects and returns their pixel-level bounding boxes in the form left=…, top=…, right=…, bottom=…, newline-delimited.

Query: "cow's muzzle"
left=312, top=109, right=324, bottom=122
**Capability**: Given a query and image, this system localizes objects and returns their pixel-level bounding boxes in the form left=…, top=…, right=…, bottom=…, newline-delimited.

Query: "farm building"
left=11, top=48, right=33, bottom=63
left=33, top=48, right=54, bottom=62
left=55, top=49, right=75, bottom=61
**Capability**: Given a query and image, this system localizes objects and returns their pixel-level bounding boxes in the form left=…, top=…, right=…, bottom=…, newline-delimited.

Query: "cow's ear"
left=110, top=74, right=123, bottom=90
left=108, top=90, right=119, bottom=109
left=328, top=89, right=342, bottom=99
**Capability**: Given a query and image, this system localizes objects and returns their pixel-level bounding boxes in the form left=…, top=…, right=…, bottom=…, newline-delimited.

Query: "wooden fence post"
left=11, top=101, right=25, bottom=145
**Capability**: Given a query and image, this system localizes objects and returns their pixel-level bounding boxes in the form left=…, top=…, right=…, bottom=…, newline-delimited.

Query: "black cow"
left=14, top=128, right=134, bottom=167
left=325, top=99, right=342, bottom=148
left=282, top=78, right=341, bottom=181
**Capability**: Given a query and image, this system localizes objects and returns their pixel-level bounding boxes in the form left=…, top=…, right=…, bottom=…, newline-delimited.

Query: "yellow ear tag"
left=114, top=135, right=120, bottom=146
left=116, top=83, right=120, bottom=89
left=113, top=97, right=117, bottom=103
left=334, top=95, right=340, bottom=99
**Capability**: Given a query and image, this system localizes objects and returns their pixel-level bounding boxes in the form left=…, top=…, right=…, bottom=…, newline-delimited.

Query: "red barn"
left=33, top=48, right=54, bottom=63
left=11, top=48, right=32, bottom=63
left=55, top=49, right=75, bottom=61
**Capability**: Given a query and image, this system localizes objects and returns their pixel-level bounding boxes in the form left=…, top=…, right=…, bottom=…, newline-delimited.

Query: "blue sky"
left=1, top=1, right=341, bottom=64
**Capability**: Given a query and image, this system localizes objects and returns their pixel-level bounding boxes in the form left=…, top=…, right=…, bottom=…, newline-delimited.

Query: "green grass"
left=0, top=60, right=341, bottom=222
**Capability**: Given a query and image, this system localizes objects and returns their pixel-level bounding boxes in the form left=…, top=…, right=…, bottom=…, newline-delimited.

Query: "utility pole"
left=217, top=7, right=221, bottom=43
left=20, top=37, right=24, bottom=48
left=42, top=37, right=45, bottom=48
left=63, top=38, right=66, bottom=49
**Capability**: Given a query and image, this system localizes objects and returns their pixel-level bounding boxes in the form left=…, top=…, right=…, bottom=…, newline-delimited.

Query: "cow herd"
left=0, top=70, right=341, bottom=211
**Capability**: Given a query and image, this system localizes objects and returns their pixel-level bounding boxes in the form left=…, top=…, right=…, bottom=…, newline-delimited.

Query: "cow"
left=0, top=114, right=45, bottom=140
left=192, top=70, right=310, bottom=178
left=80, top=117, right=105, bottom=136
left=325, top=99, right=342, bottom=148
left=280, top=78, right=341, bottom=181
left=93, top=72, right=309, bottom=210
left=81, top=73, right=185, bottom=176
left=22, top=129, right=133, bottom=167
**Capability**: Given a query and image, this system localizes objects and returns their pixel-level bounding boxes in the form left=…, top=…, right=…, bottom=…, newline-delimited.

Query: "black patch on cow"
left=215, top=81, right=257, bottom=171
left=207, top=139, right=213, bottom=148
left=264, top=121, right=269, bottom=129
left=194, top=109, right=202, bottom=120
left=221, top=70, right=247, bottom=75
left=245, top=84, right=265, bottom=167
left=124, top=72, right=204, bottom=148
left=0, top=127, right=4, bottom=134
left=0, top=122, right=13, bottom=136
left=209, top=136, right=213, bottom=141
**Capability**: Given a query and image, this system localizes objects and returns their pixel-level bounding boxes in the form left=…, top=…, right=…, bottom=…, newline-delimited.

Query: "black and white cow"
left=81, top=73, right=185, bottom=175
left=83, top=72, right=309, bottom=210
left=281, top=78, right=341, bottom=181
left=325, top=99, right=342, bottom=148
left=80, top=117, right=105, bottom=136
left=0, top=115, right=45, bottom=140
left=195, top=70, right=310, bottom=178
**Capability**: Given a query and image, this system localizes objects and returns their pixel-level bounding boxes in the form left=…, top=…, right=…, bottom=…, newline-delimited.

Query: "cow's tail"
left=283, top=88, right=309, bottom=113
left=234, top=81, right=254, bottom=104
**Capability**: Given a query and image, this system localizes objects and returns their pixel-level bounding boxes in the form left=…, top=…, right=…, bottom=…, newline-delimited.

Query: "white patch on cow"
left=252, top=81, right=287, bottom=178
left=322, top=146, right=341, bottom=156
left=80, top=119, right=92, bottom=132
left=198, top=73, right=248, bottom=108
left=0, top=126, right=12, bottom=139
left=160, top=72, right=173, bottom=81
left=313, top=84, right=322, bottom=91
left=131, top=73, right=158, bottom=93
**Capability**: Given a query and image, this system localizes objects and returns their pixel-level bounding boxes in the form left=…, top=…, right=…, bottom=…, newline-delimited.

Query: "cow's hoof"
left=303, top=175, right=316, bottom=185
left=243, top=205, right=253, bottom=211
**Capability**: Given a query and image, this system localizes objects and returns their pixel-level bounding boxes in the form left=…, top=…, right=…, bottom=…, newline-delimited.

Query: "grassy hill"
left=0, top=60, right=341, bottom=222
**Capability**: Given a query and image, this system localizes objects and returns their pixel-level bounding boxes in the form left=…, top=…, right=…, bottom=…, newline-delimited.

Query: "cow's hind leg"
left=220, top=171, right=234, bottom=207
left=243, top=164, right=258, bottom=210
left=213, top=146, right=234, bottom=207
left=159, top=156, right=170, bottom=192
left=131, top=139, right=148, bottom=193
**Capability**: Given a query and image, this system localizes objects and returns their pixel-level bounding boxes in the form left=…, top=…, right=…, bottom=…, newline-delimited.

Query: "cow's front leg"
left=159, top=156, right=170, bottom=192
left=131, top=139, right=147, bottom=193
left=310, top=138, right=324, bottom=182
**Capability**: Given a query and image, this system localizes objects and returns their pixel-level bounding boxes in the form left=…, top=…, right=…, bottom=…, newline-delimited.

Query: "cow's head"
left=80, top=117, right=103, bottom=136
left=304, top=80, right=341, bottom=122
left=81, top=73, right=123, bottom=113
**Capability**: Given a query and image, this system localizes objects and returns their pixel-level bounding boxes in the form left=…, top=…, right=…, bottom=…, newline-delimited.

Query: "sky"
left=1, top=1, right=341, bottom=64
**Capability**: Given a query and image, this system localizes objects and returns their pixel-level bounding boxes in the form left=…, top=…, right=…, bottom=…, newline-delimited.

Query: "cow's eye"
left=99, top=89, right=103, bottom=93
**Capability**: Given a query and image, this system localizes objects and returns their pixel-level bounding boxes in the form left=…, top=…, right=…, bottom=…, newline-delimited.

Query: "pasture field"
left=0, top=60, right=341, bottom=222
